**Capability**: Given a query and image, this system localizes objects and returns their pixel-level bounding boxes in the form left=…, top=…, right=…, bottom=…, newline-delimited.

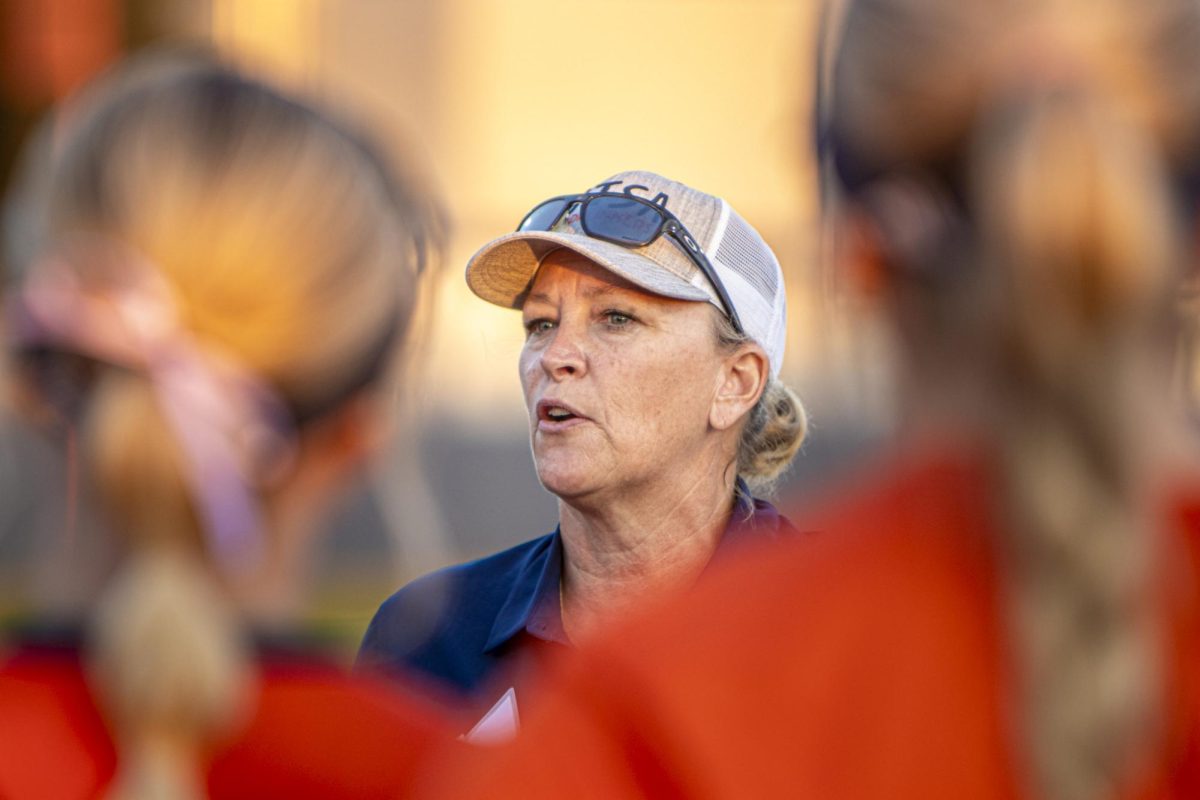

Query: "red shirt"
left=0, top=642, right=459, bottom=799
left=426, top=446, right=1200, bottom=799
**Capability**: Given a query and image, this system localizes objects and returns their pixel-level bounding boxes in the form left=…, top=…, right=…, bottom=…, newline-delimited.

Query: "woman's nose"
left=540, top=325, right=587, bottom=379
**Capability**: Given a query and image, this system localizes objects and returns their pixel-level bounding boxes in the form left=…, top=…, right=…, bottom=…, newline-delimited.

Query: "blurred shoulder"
left=212, top=658, right=458, bottom=798
left=0, top=650, right=116, bottom=799
left=751, top=446, right=995, bottom=607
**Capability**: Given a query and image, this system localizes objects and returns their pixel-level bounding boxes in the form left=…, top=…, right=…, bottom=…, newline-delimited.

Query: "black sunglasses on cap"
left=518, top=192, right=745, bottom=334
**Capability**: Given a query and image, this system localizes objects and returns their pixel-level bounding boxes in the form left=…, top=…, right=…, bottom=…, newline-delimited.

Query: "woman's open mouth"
left=536, top=399, right=587, bottom=431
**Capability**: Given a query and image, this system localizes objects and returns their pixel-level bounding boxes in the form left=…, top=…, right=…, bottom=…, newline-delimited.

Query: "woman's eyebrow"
left=524, top=284, right=636, bottom=307
left=581, top=284, right=632, bottom=301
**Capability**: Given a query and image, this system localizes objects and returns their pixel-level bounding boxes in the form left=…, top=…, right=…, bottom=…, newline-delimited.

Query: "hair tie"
left=8, top=235, right=297, bottom=573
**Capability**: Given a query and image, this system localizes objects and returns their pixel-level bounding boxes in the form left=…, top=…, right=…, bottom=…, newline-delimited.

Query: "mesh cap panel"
left=712, top=211, right=779, bottom=303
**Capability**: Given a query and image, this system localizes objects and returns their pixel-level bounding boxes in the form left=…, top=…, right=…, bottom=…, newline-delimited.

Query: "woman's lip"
left=536, top=398, right=587, bottom=421
left=535, top=398, right=590, bottom=431
left=537, top=415, right=589, bottom=433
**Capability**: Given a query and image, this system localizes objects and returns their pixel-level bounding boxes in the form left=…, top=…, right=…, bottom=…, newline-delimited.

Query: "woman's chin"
left=534, top=462, right=605, bottom=502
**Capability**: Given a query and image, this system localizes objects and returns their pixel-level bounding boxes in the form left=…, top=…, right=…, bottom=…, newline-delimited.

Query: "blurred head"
left=10, top=52, right=439, bottom=554
left=4, top=51, right=440, bottom=797
left=826, top=0, right=1200, bottom=797
left=826, top=0, right=1200, bottom=387
left=467, top=172, right=806, bottom=503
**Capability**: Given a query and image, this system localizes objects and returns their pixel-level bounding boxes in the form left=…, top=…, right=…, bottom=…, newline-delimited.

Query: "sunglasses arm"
left=663, top=222, right=746, bottom=335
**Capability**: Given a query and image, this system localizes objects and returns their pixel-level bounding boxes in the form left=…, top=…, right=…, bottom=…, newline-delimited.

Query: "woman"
left=421, top=0, right=1200, bottom=797
left=0, top=54, right=455, bottom=798
left=358, top=171, right=806, bottom=721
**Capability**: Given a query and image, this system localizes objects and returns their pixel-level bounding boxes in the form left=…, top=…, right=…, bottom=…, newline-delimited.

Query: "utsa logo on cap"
left=585, top=178, right=671, bottom=208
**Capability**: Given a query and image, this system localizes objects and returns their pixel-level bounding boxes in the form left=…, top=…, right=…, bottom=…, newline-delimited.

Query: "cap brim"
left=465, top=231, right=713, bottom=309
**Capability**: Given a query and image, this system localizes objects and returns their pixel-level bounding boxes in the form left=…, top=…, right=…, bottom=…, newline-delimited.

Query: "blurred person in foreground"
left=422, top=0, right=1200, bottom=797
left=0, top=53, right=458, bottom=798
left=358, top=171, right=806, bottom=729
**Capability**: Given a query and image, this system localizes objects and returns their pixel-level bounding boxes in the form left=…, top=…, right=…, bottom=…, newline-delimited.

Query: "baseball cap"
left=465, top=170, right=788, bottom=377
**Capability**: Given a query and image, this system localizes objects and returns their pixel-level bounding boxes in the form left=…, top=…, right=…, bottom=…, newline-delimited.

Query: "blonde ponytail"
left=737, top=379, right=808, bottom=494
left=83, top=373, right=253, bottom=799
left=89, top=549, right=251, bottom=799
left=973, top=88, right=1178, bottom=800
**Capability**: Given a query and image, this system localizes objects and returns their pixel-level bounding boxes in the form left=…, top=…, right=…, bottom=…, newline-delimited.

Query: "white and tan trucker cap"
left=465, top=170, right=787, bottom=377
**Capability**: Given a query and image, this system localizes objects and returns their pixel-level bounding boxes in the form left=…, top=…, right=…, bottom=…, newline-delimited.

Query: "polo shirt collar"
left=483, top=478, right=781, bottom=653
left=716, top=478, right=782, bottom=556
left=484, top=531, right=567, bottom=652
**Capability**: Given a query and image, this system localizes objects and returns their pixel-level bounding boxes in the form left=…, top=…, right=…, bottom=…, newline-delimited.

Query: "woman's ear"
left=710, top=346, right=769, bottom=431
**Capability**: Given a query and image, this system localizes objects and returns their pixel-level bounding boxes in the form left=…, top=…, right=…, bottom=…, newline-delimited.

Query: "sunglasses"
left=518, top=192, right=744, bottom=334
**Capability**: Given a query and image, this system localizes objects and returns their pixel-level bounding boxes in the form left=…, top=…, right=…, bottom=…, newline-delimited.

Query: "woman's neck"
left=557, top=466, right=736, bottom=643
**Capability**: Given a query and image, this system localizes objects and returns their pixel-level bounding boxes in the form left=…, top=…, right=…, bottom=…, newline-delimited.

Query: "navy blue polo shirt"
left=356, top=482, right=795, bottom=712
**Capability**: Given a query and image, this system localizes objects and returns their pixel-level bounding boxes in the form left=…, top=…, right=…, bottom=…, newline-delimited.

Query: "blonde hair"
left=9, top=53, right=439, bottom=798
left=831, top=1, right=1200, bottom=797
left=712, top=312, right=807, bottom=494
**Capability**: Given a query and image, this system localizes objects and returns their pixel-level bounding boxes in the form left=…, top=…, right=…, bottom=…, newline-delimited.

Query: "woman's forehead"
left=526, top=249, right=657, bottom=302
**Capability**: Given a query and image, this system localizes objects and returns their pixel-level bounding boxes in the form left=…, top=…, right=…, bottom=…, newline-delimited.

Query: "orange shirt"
left=427, top=446, right=1200, bottom=799
left=0, top=642, right=459, bottom=799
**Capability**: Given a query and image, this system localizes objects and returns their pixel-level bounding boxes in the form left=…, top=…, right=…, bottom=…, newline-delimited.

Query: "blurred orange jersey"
left=0, top=641, right=458, bottom=799
left=428, top=445, right=1200, bottom=799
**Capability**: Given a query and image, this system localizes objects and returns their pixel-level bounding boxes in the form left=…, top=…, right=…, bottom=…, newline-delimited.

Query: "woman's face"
left=519, top=249, right=729, bottom=504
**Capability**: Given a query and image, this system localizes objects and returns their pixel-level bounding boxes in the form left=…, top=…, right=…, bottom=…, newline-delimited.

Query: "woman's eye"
left=604, top=311, right=634, bottom=327
left=524, top=318, right=555, bottom=336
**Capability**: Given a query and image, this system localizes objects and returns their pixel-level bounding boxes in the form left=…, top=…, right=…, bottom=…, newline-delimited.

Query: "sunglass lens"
left=518, top=200, right=569, bottom=232
left=584, top=196, right=662, bottom=245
